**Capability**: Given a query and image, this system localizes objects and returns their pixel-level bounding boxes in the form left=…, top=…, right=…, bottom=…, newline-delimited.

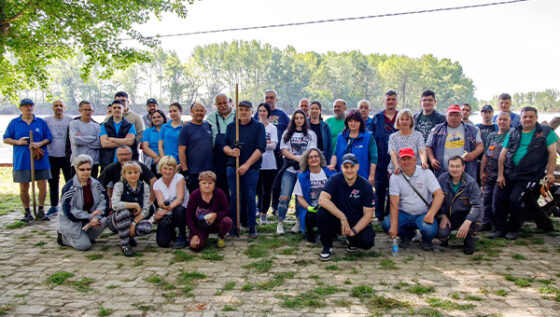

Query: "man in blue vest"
left=426, top=104, right=483, bottom=179
left=489, top=107, right=557, bottom=240
left=99, top=100, right=137, bottom=170
left=371, top=91, right=398, bottom=221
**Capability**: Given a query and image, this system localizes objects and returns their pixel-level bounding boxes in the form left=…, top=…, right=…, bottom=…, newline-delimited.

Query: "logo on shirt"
left=445, top=133, right=465, bottom=149
left=350, top=189, right=360, bottom=199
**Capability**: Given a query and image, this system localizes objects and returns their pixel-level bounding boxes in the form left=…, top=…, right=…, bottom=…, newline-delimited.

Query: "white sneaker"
left=291, top=221, right=301, bottom=234
left=276, top=222, right=285, bottom=235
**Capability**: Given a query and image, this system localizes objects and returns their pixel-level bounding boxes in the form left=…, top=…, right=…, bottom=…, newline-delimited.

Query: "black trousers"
left=495, top=179, right=529, bottom=232
left=271, top=150, right=284, bottom=210
left=156, top=206, right=187, bottom=248
left=185, top=173, right=200, bottom=194
left=257, top=169, right=276, bottom=214
left=305, top=212, right=318, bottom=242
left=482, top=176, right=498, bottom=227
left=317, top=209, right=375, bottom=249
left=49, top=156, right=72, bottom=207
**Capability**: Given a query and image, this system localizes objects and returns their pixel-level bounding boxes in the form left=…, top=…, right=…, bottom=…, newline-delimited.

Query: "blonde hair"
left=121, top=161, right=142, bottom=182
left=198, top=171, right=217, bottom=183
left=157, top=155, right=177, bottom=173
left=395, top=108, right=414, bottom=130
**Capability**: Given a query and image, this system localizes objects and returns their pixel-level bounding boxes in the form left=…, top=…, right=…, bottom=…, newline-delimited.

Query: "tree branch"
left=0, top=0, right=35, bottom=25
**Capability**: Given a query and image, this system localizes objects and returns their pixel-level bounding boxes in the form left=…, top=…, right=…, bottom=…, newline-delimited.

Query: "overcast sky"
left=134, top=0, right=559, bottom=100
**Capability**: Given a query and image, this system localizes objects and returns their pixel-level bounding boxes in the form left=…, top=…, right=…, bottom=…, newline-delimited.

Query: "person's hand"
left=88, top=217, right=100, bottom=228
left=368, top=175, right=375, bottom=186
left=155, top=209, right=167, bottom=220
left=423, top=214, right=434, bottom=224
left=129, top=223, right=136, bottom=237
left=388, top=224, right=398, bottom=238
left=238, top=163, right=249, bottom=176
left=230, top=148, right=240, bottom=157
left=327, top=164, right=336, bottom=171
left=393, top=165, right=401, bottom=175
left=17, top=138, right=28, bottom=146
left=190, top=235, right=200, bottom=249
left=91, top=210, right=103, bottom=217
left=421, top=162, right=429, bottom=170
left=463, top=152, right=476, bottom=162
left=546, top=173, right=555, bottom=187
left=431, top=159, right=441, bottom=170
left=29, top=142, right=41, bottom=149
left=439, top=215, right=450, bottom=230
left=497, top=175, right=506, bottom=189
left=206, top=213, right=217, bottom=225
left=456, top=220, right=472, bottom=239
left=133, top=205, right=142, bottom=216
left=340, top=218, right=352, bottom=236
left=154, top=156, right=161, bottom=163
left=480, top=173, right=487, bottom=186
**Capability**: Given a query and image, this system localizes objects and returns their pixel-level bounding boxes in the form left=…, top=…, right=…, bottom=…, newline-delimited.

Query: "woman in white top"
left=256, top=103, right=278, bottom=224
left=277, top=109, right=317, bottom=235
left=153, top=156, right=188, bottom=249
left=388, top=108, right=428, bottom=174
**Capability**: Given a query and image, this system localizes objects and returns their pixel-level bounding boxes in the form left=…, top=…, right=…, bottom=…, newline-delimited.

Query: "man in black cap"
left=223, top=100, right=266, bottom=238
left=317, top=153, right=376, bottom=261
left=142, top=98, right=160, bottom=129
left=476, top=105, right=498, bottom=148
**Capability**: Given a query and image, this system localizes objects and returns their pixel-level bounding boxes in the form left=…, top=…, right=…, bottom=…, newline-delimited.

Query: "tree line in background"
left=0, top=40, right=557, bottom=115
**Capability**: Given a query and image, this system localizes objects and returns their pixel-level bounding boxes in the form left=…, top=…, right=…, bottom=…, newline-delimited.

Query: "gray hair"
left=214, top=93, right=229, bottom=105
left=299, top=148, right=327, bottom=172
left=117, top=145, right=132, bottom=153
left=357, top=99, right=370, bottom=108
left=264, top=89, right=278, bottom=98
left=73, top=154, right=93, bottom=168
left=299, top=98, right=310, bottom=105
left=333, top=99, right=347, bottom=107
left=497, top=111, right=511, bottom=120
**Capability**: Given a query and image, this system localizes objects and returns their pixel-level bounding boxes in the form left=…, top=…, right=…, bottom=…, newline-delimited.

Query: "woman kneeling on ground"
left=153, top=156, right=188, bottom=248
left=186, top=171, right=233, bottom=251
left=109, top=161, right=152, bottom=256
left=58, top=154, right=108, bottom=250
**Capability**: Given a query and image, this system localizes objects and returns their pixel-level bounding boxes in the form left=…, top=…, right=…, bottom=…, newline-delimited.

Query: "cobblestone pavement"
left=0, top=211, right=559, bottom=317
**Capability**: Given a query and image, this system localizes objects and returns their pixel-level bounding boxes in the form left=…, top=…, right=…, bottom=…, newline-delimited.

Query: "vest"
left=297, top=167, right=335, bottom=232
left=121, top=180, right=145, bottom=208
left=372, top=111, right=398, bottom=171
left=99, top=117, right=138, bottom=168
left=483, top=131, right=509, bottom=179
left=431, top=122, right=479, bottom=178
left=504, top=122, right=552, bottom=182
left=335, top=130, right=372, bottom=179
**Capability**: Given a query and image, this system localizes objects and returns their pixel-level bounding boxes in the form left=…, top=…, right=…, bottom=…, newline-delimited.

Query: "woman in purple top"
left=185, top=171, right=233, bottom=251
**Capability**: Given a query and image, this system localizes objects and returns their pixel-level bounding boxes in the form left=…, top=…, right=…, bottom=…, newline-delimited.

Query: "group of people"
left=3, top=89, right=557, bottom=260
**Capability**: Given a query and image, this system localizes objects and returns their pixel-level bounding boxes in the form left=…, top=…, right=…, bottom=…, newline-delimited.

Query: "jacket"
left=58, top=176, right=108, bottom=239
left=334, top=130, right=376, bottom=180
left=308, top=119, right=333, bottom=160
left=296, top=167, right=335, bottom=232
left=504, top=122, right=552, bottom=182
left=371, top=111, right=398, bottom=179
left=437, top=171, right=482, bottom=223
left=99, top=117, right=138, bottom=168
left=429, top=121, right=479, bottom=178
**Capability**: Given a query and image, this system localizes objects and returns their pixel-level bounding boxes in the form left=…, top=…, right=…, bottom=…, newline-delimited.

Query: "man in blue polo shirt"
left=3, top=98, right=53, bottom=222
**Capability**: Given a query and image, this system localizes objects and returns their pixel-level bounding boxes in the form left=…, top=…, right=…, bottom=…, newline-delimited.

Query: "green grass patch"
left=241, top=283, right=253, bottom=291
left=514, top=240, right=529, bottom=246
left=496, top=289, right=508, bottom=296
left=223, top=281, right=235, bottom=291
left=410, top=307, right=443, bottom=317
left=172, top=250, right=196, bottom=262
left=325, top=265, right=339, bottom=271
left=245, top=245, right=268, bottom=258
left=6, top=221, right=27, bottom=229
left=280, top=248, right=296, bottom=255
left=530, top=237, right=544, bottom=245
left=107, top=285, right=119, bottom=289
left=145, top=275, right=165, bottom=285
left=132, top=303, right=154, bottom=312
left=379, top=258, right=398, bottom=270
left=133, top=259, right=144, bottom=266
left=222, top=305, right=237, bottom=311
left=71, top=277, right=94, bottom=293
left=98, top=304, right=113, bottom=316
left=177, top=271, right=206, bottom=285
left=46, top=271, right=74, bottom=286
left=243, top=259, right=273, bottom=273
left=408, top=284, right=436, bottom=295
left=0, top=303, right=15, bottom=316
left=310, top=286, right=344, bottom=296
left=336, top=250, right=381, bottom=261
left=504, top=274, right=533, bottom=287
left=392, top=281, right=410, bottom=290
left=201, top=249, right=224, bottom=261
left=364, top=295, right=410, bottom=309
left=276, top=285, right=343, bottom=309
left=256, top=272, right=294, bottom=290
left=351, top=286, right=374, bottom=298
left=426, top=298, right=475, bottom=311
left=34, top=241, right=46, bottom=247
left=465, top=295, right=484, bottom=301
left=85, top=254, right=103, bottom=261
left=512, top=253, right=525, bottom=260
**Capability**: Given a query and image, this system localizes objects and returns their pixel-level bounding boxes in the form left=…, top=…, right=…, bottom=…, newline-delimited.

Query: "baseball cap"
left=446, top=104, right=461, bottom=113
left=238, top=100, right=253, bottom=109
left=147, top=98, right=158, bottom=105
left=19, top=98, right=34, bottom=108
left=481, top=104, right=494, bottom=112
left=398, top=148, right=416, bottom=159
left=341, top=153, right=358, bottom=165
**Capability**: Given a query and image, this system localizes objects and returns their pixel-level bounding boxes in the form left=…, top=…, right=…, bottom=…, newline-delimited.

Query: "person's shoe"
left=121, top=246, right=135, bottom=257
left=217, top=238, right=226, bottom=248
left=174, top=235, right=186, bottom=249
left=319, top=247, right=333, bottom=262
left=439, top=239, right=449, bottom=247
left=272, top=208, right=278, bottom=217
left=411, top=229, right=421, bottom=242
left=46, top=206, right=58, bottom=216
left=259, top=214, right=268, bottom=225
left=129, top=237, right=137, bottom=247
left=463, top=234, right=475, bottom=255
left=479, top=223, right=493, bottom=232
left=421, top=241, right=433, bottom=251
left=291, top=221, right=301, bottom=234
left=36, top=209, right=49, bottom=221
left=399, top=236, right=412, bottom=249
left=20, top=212, right=34, bottom=223
left=57, top=232, right=64, bottom=246
left=487, top=231, right=506, bottom=239
left=226, top=228, right=239, bottom=239
left=248, top=227, right=258, bottom=239
left=505, top=231, right=519, bottom=240
left=346, top=238, right=358, bottom=253
left=276, top=222, right=285, bottom=235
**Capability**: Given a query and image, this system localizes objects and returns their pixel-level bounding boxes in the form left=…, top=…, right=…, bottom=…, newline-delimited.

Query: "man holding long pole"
left=223, top=100, right=266, bottom=238
left=3, top=99, right=52, bottom=222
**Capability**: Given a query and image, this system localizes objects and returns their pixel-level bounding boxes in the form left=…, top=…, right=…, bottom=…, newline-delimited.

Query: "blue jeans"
left=382, top=210, right=438, bottom=243
left=227, top=167, right=258, bottom=229
left=277, top=170, right=298, bottom=221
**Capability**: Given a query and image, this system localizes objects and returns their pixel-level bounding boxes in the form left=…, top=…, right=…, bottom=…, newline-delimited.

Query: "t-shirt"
left=293, top=169, right=328, bottom=207
left=99, top=161, right=154, bottom=188
left=153, top=173, right=188, bottom=207
left=415, top=111, right=446, bottom=141
left=387, top=131, right=426, bottom=173
left=309, top=122, right=323, bottom=153
left=159, top=121, right=184, bottom=163
left=225, top=119, right=266, bottom=169
left=503, top=128, right=558, bottom=166
left=44, top=115, right=73, bottom=157
left=322, top=173, right=376, bottom=223
left=426, top=125, right=482, bottom=171
left=178, top=122, right=214, bottom=174
left=3, top=115, right=52, bottom=171
left=254, top=108, right=289, bottom=151
left=261, top=124, right=278, bottom=170
left=141, top=126, right=161, bottom=165
left=280, top=130, right=317, bottom=173
left=476, top=123, right=498, bottom=148
left=325, top=117, right=345, bottom=151
left=389, top=167, right=441, bottom=216
left=99, top=120, right=137, bottom=163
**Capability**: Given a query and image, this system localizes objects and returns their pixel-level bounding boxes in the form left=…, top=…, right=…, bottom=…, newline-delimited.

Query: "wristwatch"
left=351, top=228, right=357, bottom=235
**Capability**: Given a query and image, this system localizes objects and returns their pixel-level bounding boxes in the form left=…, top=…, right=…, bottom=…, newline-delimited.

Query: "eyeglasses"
left=78, top=168, right=92, bottom=172
left=308, top=155, right=320, bottom=159
left=81, top=108, right=94, bottom=112
left=117, top=153, right=132, bottom=157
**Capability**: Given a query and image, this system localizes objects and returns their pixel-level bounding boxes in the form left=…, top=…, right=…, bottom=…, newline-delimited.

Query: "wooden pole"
left=29, top=131, right=37, bottom=219
left=235, top=83, right=240, bottom=237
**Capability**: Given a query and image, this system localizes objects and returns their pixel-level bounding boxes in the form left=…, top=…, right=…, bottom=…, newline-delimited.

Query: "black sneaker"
left=57, top=232, right=64, bottom=246
left=21, top=211, right=34, bottom=223
left=399, top=236, right=412, bottom=249
left=129, top=237, right=137, bottom=247
left=121, top=246, right=135, bottom=257
left=346, top=238, right=358, bottom=252
left=421, top=241, right=433, bottom=251
left=248, top=227, right=258, bottom=239
left=487, top=231, right=506, bottom=239
left=319, top=247, right=332, bottom=261
left=505, top=231, right=519, bottom=240
left=225, top=228, right=239, bottom=239
left=463, top=234, right=475, bottom=255
left=36, top=209, right=49, bottom=221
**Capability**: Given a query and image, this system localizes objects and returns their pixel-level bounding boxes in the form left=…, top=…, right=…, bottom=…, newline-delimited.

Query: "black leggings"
left=49, top=156, right=72, bottom=207
left=257, top=169, right=276, bottom=214
left=156, top=205, right=187, bottom=247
